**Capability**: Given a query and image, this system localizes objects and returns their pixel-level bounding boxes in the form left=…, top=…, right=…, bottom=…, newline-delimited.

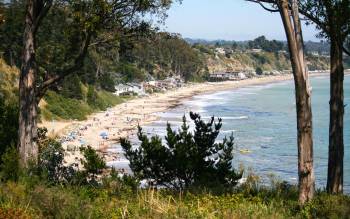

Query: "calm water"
left=109, top=75, right=350, bottom=192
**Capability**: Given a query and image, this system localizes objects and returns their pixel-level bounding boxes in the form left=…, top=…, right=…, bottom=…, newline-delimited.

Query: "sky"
left=157, top=0, right=320, bottom=42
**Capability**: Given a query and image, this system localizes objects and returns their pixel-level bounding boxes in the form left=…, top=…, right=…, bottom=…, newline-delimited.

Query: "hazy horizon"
left=160, top=0, right=322, bottom=42
left=182, top=37, right=326, bottom=43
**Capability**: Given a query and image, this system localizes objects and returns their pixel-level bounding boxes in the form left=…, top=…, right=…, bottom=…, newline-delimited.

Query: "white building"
left=215, top=47, right=226, bottom=55
left=249, top=49, right=262, bottom=53
left=210, top=71, right=247, bottom=81
left=114, top=83, right=145, bottom=96
left=209, top=72, right=229, bottom=80
left=229, top=72, right=247, bottom=80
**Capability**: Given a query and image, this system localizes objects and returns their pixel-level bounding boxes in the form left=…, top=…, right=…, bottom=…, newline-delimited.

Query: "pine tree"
left=121, top=112, right=242, bottom=190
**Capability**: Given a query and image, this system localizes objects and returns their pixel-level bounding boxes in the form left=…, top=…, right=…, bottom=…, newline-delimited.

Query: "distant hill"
left=186, top=37, right=331, bottom=55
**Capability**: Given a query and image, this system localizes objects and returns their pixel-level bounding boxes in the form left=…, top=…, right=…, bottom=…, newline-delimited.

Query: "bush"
left=301, top=192, right=350, bottom=218
left=80, top=146, right=106, bottom=182
left=33, top=128, right=76, bottom=184
left=255, top=66, right=263, bottom=75
left=118, top=63, right=145, bottom=82
left=121, top=112, right=242, bottom=190
left=98, top=73, right=116, bottom=92
left=60, top=74, right=84, bottom=100
left=0, top=96, right=18, bottom=159
left=43, top=89, right=124, bottom=121
left=0, top=145, right=20, bottom=181
left=87, top=85, right=98, bottom=107
left=16, top=128, right=108, bottom=186
left=44, top=91, right=93, bottom=120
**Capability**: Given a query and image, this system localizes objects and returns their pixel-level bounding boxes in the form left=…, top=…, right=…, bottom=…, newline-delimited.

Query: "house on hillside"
left=142, top=75, right=185, bottom=93
left=215, top=47, right=226, bottom=55
left=248, top=49, right=262, bottom=53
left=114, top=84, right=131, bottom=96
left=209, top=72, right=229, bottom=81
left=228, top=72, right=247, bottom=80
left=210, top=71, right=248, bottom=81
left=114, top=83, right=145, bottom=96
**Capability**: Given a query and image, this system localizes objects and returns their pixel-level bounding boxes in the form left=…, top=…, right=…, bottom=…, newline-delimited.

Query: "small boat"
left=239, top=149, right=252, bottom=154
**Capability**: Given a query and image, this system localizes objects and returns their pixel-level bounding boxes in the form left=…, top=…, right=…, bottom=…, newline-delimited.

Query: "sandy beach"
left=41, top=74, right=299, bottom=163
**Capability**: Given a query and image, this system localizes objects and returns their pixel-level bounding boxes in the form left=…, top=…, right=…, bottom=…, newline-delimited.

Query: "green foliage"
left=37, top=129, right=73, bottom=184
left=256, top=66, right=263, bottom=75
left=43, top=89, right=124, bottom=121
left=44, top=91, right=93, bottom=120
left=0, top=146, right=20, bottom=182
left=60, top=74, right=84, bottom=100
left=123, top=32, right=207, bottom=82
left=301, top=192, right=350, bottom=218
left=193, top=43, right=215, bottom=55
left=98, top=72, right=116, bottom=92
left=0, top=0, right=175, bottom=78
left=19, top=128, right=107, bottom=186
left=0, top=0, right=24, bottom=67
left=121, top=112, right=242, bottom=190
left=87, top=84, right=98, bottom=107
left=0, top=178, right=349, bottom=218
left=0, top=96, right=18, bottom=160
left=80, top=146, right=106, bottom=180
left=118, top=62, right=145, bottom=82
left=248, top=36, right=285, bottom=52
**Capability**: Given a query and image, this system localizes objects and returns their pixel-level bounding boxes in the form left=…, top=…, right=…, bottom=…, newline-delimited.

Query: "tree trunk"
left=327, top=35, right=344, bottom=194
left=278, top=0, right=314, bottom=204
left=18, top=0, right=38, bottom=167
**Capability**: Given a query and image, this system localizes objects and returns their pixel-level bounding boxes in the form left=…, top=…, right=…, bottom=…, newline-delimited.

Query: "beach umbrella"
left=100, top=131, right=108, bottom=137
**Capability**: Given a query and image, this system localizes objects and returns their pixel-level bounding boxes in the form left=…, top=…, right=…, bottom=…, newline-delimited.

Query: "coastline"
left=40, top=73, right=330, bottom=163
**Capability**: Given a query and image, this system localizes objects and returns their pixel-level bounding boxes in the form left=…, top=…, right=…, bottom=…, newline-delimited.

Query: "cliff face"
left=204, top=51, right=330, bottom=73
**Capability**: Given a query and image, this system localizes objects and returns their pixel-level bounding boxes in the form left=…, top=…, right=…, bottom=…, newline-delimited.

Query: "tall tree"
left=298, top=0, right=350, bottom=194
left=0, top=1, right=4, bottom=25
left=18, top=0, right=174, bottom=166
left=0, top=0, right=25, bottom=66
left=247, top=0, right=315, bottom=204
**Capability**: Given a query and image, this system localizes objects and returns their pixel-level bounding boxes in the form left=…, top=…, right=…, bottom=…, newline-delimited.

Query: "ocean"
left=109, top=75, right=350, bottom=192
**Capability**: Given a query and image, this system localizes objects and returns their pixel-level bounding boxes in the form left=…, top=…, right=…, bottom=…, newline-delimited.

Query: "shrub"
left=0, top=96, right=18, bottom=160
left=121, top=112, right=242, bottom=190
left=44, top=91, right=93, bottom=120
left=98, top=73, right=116, bottom=92
left=43, top=89, right=124, bottom=121
left=35, top=128, right=76, bottom=184
left=255, top=66, right=263, bottom=75
left=87, top=85, right=98, bottom=107
left=38, top=139, right=72, bottom=184
left=60, top=74, right=84, bottom=100
left=80, top=146, right=106, bottom=182
left=0, top=145, right=20, bottom=182
left=301, top=192, right=350, bottom=218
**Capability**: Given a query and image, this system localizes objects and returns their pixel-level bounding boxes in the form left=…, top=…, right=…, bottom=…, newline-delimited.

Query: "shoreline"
left=40, top=73, right=331, bottom=164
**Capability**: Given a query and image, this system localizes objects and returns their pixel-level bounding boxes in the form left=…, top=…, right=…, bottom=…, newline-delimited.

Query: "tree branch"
left=36, top=32, right=92, bottom=100
left=33, top=0, right=53, bottom=34
left=246, top=0, right=279, bottom=12
left=343, top=46, right=350, bottom=56
left=298, top=8, right=329, bottom=33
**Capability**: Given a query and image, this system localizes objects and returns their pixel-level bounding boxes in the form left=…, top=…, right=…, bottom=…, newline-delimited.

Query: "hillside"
left=189, top=36, right=339, bottom=74
left=0, top=59, right=127, bottom=121
left=198, top=49, right=330, bottom=75
left=0, top=58, right=18, bottom=101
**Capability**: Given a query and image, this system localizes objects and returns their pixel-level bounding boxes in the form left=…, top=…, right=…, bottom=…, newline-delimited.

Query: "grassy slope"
left=0, top=180, right=349, bottom=218
left=0, top=59, right=18, bottom=101
left=41, top=90, right=127, bottom=121
left=1, top=58, right=127, bottom=121
left=205, top=51, right=331, bottom=73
